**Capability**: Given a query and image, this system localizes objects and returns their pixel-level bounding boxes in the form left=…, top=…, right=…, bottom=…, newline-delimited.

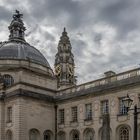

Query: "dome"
left=0, top=41, right=51, bottom=68
left=0, top=10, right=51, bottom=69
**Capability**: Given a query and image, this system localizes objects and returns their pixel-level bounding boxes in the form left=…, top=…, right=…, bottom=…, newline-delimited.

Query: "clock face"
left=55, top=65, right=61, bottom=76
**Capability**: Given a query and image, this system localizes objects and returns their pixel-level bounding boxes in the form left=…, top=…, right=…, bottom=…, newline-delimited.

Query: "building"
left=0, top=11, right=140, bottom=140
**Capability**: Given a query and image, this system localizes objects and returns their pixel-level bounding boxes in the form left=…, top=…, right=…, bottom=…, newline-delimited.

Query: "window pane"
left=101, top=100, right=109, bottom=115
left=7, top=107, right=12, bottom=123
left=119, top=126, right=129, bottom=140
left=71, top=107, right=77, bottom=122
left=59, top=109, right=64, bottom=124
left=85, top=104, right=92, bottom=120
left=119, top=98, right=127, bottom=115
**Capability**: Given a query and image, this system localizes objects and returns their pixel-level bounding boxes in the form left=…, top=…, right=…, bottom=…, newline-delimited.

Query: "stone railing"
left=56, top=68, right=140, bottom=96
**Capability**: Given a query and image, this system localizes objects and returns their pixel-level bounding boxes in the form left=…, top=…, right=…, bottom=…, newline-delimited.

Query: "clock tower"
left=55, top=28, right=76, bottom=89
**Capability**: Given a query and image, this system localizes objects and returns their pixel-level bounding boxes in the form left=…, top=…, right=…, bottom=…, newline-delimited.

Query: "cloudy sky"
left=0, top=0, right=140, bottom=84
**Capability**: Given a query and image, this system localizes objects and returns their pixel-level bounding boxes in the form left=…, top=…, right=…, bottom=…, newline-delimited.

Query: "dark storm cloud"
left=0, top=6, right=10, bottom=21
left=97, top=0, right=140, bottom=38
left=28, top=0, right=86, bottom=29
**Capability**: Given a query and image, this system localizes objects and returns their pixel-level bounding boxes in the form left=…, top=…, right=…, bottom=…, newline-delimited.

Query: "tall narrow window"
left=119, top=126, right=129, bottom=140
left=119, top=97, right=127, bottom=115
left=59, top=109, right=64, bottom=124
left=3, top=75, right=14, bottom=87
left=71, top=107, right=78, bottom=122
left=85, top=104, right=92, bottom=120
left=7, top=107, right=12, bottom=123
left=101, top=100, right=109, bottom=115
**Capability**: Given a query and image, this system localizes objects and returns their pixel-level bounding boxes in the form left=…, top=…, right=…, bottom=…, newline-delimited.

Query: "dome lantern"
left=8, top=10, right=26, bottom=42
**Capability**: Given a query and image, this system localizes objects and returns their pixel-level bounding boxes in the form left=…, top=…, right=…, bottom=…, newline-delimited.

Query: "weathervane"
left=13, top=10, right=23, bottom=19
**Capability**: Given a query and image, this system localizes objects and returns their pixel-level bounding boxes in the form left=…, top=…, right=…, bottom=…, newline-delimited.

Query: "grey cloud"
left=97, top=0, right=140, bottom=38
left=0, top=6, right=10, bottom=21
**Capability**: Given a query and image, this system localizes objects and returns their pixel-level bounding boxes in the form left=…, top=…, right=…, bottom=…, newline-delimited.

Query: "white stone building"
left=0, top=11, right=139, bottom=140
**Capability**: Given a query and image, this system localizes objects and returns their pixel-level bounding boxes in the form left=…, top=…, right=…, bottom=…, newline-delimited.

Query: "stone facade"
left=0, top=11, right=140, bottom=140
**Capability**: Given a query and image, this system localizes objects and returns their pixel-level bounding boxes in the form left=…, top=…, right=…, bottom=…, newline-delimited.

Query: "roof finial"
left=64, top=27, right=66, bottom=32
left=8, top=10, right=26, bottom=42
left=13, top=10, right=23, bottom=20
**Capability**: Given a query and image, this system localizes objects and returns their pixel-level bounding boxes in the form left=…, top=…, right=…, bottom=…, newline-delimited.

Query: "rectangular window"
left=7, top=107, right=12, bottom=123
left=119, top=97, right=127, bottom=115
left=59, top=109, right=64, bottom=124
left=101, top=100, right=109, bottom=115
left=71, top=106, right=78, bottom=122
left=85, top=103, right=92, bottom=120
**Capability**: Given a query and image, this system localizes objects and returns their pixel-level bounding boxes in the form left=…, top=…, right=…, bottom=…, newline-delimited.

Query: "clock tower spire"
left=55, top=28, right=76, bottom=89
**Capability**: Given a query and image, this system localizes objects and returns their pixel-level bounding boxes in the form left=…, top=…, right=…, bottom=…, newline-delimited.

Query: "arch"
left=116, top=124, right=131, bottom=140
left=3, top=74, right=14, bottom=87
left=6, top=130, right=13, bottom=140
left=58, top=131, right=66, bottom=140
left=44, top=130, right=53, bottom=140
left=29, top=128, right=40, bottom=140
left=70, top=129, right=80, bottom=140
left=83, top=128, right=95, bottom=140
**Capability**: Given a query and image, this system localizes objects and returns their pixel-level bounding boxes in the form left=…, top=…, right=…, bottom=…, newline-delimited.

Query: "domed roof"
left=0, top=41, right=50, bottom=67
left=0, top=10, right=51, bottom=68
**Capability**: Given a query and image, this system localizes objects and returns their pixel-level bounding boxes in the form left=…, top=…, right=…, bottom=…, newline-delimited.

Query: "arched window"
left=70, top=130, right=79, bottom=140
left=6, top=130, right=13, bottom=140
left=119, top=126, right=129, bottom=140
left=58, top=131, right=66, bottom=140
left=44, top=130, right=53, bottom=140
left=29, top=129, right=40, bottom=140
left=84, top=128, right=94, bottom=140
left=3, top=74, right=14, bottom=87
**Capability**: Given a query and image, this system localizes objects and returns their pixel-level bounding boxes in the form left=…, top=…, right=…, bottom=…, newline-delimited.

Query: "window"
left=3, top=75, right=14, bottom=87
left=101, top=100, right=109, bottom=115
left=119, top=126, right=129, bottom=140
left=119, top=97, right=127, bottom=115
left=44, top=130, right=53, bottom=140
left=59, top=109, right=64, bottom=124
left=7, top=107, right=12, bottom=123
left=44, top=133, right=50, bottom=140
left=71, top=130, right=79, bottom=140
left=71, top=106, right=78, bottom=122
left=29, top=129, right=40, bottom=140
left=85, top=104, right=92, bottom=120
left=73, top=133, right=79, bottom=140
left=84, top=128, right=94, bottom=140
left=58, top=131, right=65, bottom=140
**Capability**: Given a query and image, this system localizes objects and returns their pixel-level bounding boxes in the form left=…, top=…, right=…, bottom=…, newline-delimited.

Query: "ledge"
left=117, top=114, right=130, bottom=122
left=84, top=119, right=93, bottom=126
left=56, top=76, right=140, bottom=101
left=3, top=89, right=55, bottom=102
left=70, top=121, right=78, bottom=127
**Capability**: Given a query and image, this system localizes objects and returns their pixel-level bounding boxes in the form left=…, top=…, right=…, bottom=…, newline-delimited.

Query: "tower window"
left=3, top=74, right=14, bottom=87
